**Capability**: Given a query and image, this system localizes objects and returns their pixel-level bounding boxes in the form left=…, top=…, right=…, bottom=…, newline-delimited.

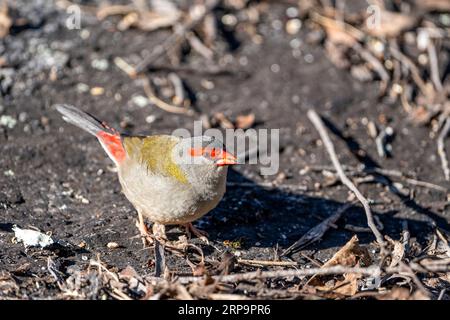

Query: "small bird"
left=55, top=104, right=237, bottom=245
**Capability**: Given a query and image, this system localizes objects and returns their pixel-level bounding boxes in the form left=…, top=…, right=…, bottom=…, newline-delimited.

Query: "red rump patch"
left=97, top=131, right=126, bottom=163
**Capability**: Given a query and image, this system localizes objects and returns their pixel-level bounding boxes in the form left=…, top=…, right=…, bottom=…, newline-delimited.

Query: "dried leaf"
left=214, top=113, right=234, bottom=129
left=0, top=3, right=12, bottom=38
left=365, top=11, right=417, bottom=38
left=322, top=235, right=372, bottom=269
left=97, top=5, right=135, bottom=20
left=409, top=106, right=433, bottom=125
left=333, top=272, right=360, bottom=296
left=308, top=235, right=372, bottom=297
left=386, top=236, right=405, bottom=267
left=377, top=287, right=430, bottom=300
left=235, top=113, right=255, bottom=129
left=414, top=0, right=450, bottom=12
left=324, top=25, right=357, bottom=46
left=119, top=265, right=140, bottom=280
left=135, top=10, right=181, bottom=31
left=97, top=1, right=181, bottom=32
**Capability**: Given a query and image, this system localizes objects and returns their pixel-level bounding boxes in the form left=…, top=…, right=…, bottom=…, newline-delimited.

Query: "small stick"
left=208, top=293, right=248, bottom=300
left=281, top=203, right=353, bottom=256
left=353, top=43, right=389, bottom=93
left=148, top=260, right=450, bottom=285
left=375, top=127, right=393, bottom=158
left=134, top=0, right=221, bottom=73
left=427, top=40, right=443, bottom=92
left=308, top=164, right=447, bottom=192
left=437, top=117, right=450, bottom=181
left=344, top=224, right=372, bottom=233
left=237, top=259, right=298, bottom=267
left=142, top=77, right=194, bottom=115
left=168, top=73, right=185, bottom=106
left=389, top=45, right=431, bottom=98
left=151, top=265, right=382, bottom=284
left=114, top=57, right=137, bottom=78
left=226, top=181, right=308, bottom=191
left=438, top=289, right=446, bottom=300
left=154, top=238, right=165, bottom=277
left=307, top=110, right=386, bottom=249
left=187, top=32, right=214, bottom=60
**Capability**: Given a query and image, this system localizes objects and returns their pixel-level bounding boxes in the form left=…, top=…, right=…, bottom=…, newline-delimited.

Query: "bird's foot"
left=151, top=223, right=189, bottom=252
left=185, top=223, right=209, bottom=244
left=152, top=223, right=168, bottom=243
left=135, top=219, right=154, bottom=247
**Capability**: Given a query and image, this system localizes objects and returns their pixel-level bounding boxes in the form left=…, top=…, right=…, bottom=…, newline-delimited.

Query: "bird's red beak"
left=215, top=150, right=238, bottom=166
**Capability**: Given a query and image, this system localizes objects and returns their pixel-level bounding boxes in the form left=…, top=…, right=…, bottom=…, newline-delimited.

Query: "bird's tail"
left=56, top=104, right=106, bottom=136
left=55, top=104, right=126, bottom=164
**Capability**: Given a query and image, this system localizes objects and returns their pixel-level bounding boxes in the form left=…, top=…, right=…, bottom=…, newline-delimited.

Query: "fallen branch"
left=308, top=164, right=447, bottom=193
left=153, top=265, right=382, bottom=284
left=307, top=110, right=386, bottom=249
left=134, top=0, right=221, bottom=74
left=437, top=117, right=450, bottom=181
left=281, top=203, right=353, bottom=256
left=147, top=258, right=450, bottom=285
left=237, top=259, right=298, bottom=267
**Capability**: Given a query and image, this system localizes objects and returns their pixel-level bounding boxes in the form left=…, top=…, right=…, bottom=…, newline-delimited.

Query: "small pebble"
left=77, top=83, right=89, bottom=93
left=286, top=19, right=302, bottom=35
left=91, top=58, right=109, bottom=71
left=270, top=64, right=280, bottom=73
left=289, top=38, right=301, bottom=49
left=291, top=95, right=300, bottom=104
left=4, top=170, right=14, bottom=177
left=221, top=14, right=237, bottom=27
left=271, top=19, right=283, bottom=31
left=107, top=242, right=120, bottom=249
left=201, top=79, right=215, bottom=90
left=132, top=95, right=149, bottom=108
left=304, top=53, right=314, bottom=63
left=0, top=115, right=17, bottom=129
left=18, top=112, right=27, bottom=122
left=90, top=87, right=105, bottom=96
left=145, top=115, right=156, bottom=124
left=286, top=7, right=299, bottom=18
left=80, top=29, right=90, bottom=39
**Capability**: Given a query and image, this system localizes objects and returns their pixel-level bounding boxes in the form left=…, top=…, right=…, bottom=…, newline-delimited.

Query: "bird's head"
left=172, top=136, right=237, bottom=167
left=171, top=136, right=237, bottom=185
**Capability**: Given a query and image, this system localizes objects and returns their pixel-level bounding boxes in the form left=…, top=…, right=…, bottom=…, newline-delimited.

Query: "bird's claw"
left=185, top=223, right=210, bottom=244
left=135, top=219, right=154, bottom=247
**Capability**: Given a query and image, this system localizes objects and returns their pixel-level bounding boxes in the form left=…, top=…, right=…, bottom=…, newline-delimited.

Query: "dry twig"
left=437, top=118, right=450, bottom=181
left=307, top=110, right=386, bottom=249
left=237, top=259, right=298, bottom=267
left=141, top=77, right=194, bottom=115
left=281, top=203, right=353, bottom=256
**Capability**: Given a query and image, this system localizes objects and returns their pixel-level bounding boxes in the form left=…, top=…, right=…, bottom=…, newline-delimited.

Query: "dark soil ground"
left=0, top=0, right=449, bottom=299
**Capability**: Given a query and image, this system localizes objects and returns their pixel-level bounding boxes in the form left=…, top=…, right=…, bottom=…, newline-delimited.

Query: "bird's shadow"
left=194, top=168, right=440, bottom=256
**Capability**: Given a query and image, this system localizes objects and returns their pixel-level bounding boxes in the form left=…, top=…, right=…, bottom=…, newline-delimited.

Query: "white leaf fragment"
left=12, top=225, right=54, bottom=248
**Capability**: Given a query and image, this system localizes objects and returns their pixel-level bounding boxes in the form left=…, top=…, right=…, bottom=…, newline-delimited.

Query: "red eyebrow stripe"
left=97, top=131, right=126, bottom=163
left=188, top=147, right=205, bottom=157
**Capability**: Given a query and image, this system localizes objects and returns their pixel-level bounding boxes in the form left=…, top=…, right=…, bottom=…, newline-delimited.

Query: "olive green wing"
left=122, top=135, right=188, bottom=184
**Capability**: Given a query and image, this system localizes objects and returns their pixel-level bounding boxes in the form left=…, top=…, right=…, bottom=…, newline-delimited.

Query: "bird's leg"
left=136, top=210, right=153, bottom=247
left=152, top=223, right=168, bottom=242
left=184, top=223, right=209, bottom=244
